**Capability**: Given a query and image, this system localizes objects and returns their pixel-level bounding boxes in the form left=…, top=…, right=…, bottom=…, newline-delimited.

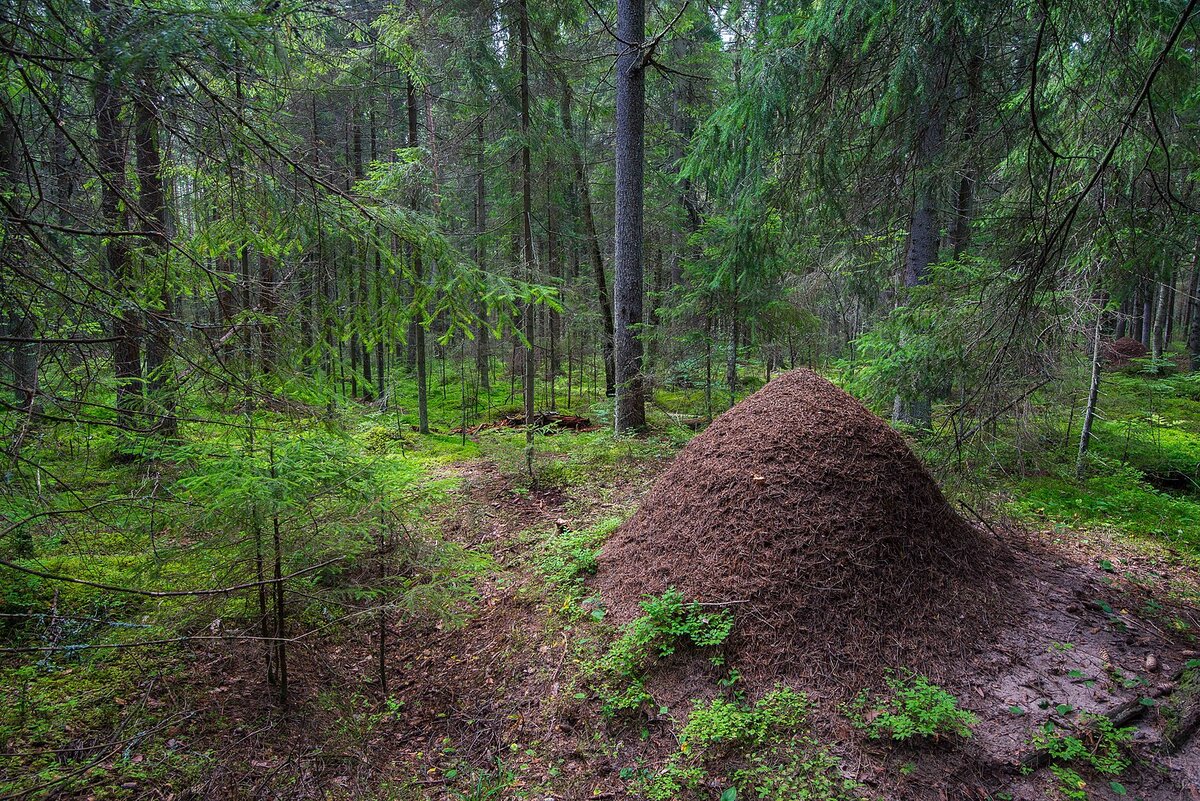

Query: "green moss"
left=1008, top=466, right=1200, bottom=547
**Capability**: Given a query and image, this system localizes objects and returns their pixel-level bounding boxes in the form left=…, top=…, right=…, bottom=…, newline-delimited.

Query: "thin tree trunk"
left=1153, top=278, right=1171, bottom=363
left=518, top=0, right=536, bottom=462
left=560, top=80, right=615, bottom=397
left=1077, top=306, right=1105, bottom=478
left=474, top=116, right=490, bottom=395
left=1189, top=255, right=1200, bottom=370
left=726, top=303, right=739, bottom=409
left=950, top=48, right=982, bottom=258
left=406, top=66, right=429, bottom=432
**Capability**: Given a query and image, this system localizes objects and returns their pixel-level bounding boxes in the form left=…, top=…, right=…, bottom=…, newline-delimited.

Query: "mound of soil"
left=1102, top=336, right=1148, bottom=368
left=595, top=370, right=1015, bottom=688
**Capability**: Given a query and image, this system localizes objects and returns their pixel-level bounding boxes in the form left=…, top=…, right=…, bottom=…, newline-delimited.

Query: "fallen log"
left=1016, top=684, right=1174, bottom=773
left=451, top=411, right=600, bottom=435
left=1162, top=661, right=1200, bottom=753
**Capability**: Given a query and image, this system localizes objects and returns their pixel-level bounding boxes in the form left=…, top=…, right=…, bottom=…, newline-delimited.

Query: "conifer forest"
left=7, top=0, right=1200, bottom=798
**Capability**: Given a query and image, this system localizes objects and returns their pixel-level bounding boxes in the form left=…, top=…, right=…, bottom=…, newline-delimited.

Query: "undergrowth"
left=594, top=588, right=733, bottom=716
left=639, top=686, right=859, bottom=801
left=1030, top=714, right=1135, bottom=800
left=847, top=670, right=977, bottom=741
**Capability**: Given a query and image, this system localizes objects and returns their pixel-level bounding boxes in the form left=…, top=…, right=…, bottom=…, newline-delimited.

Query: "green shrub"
left=539, top=516, right=623, bottom=591
left=595, top=588, right=733, bottom=715
left=642, top=686, right=859, bottom=801
left=1032, top=714, right=1134, bottom=776
left=848, top=670, right=977, bottom=741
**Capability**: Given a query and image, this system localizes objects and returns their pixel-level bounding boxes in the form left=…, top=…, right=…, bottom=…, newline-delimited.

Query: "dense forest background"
left=4, top=0, right=1200, bottom=798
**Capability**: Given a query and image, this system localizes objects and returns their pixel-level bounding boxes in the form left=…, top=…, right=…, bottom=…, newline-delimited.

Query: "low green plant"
left=448, top=759, right=515, bottom=801
left=537, top=516, right=624, bottom=610
left=848, top=670, right=977, bottom=741
left=1048, top=765, right=1089, bottom=801
left=641, top=686, right=859, bottom=801
left=1032, top=714, right=1134, bottom=777
left=595, top=588, right=733, bottom=715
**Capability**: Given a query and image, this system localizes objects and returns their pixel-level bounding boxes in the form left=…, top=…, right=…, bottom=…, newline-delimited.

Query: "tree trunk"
left=406, top=66, right=429, bottom=432
left=950, top=48, right=982, bottom=257
left=1141, top=287, right=1153, bottom=347
left=474, top=115, right=490, bottom=395
left=897, top=46, right=949, bottom=430
left=93, top=0, right=142, bottom=432
left=1189, top=258, right=1200, bottom=370
left=370, top=108, right=386, bottom=400
left=134, top=70, right=177, bottom=437
left=1077, top=305, right=1105, bottom=478
left=613, top=0, right=647, bottom=433
left=727, top=303, right=739, bottom=409
left=547, top=175, right=561, bottom=401
left=518, top=0, right=536, bottom=455
left=560, top=80, right=615, bottom=397
left=1152, top=278, right=1170, bottom=363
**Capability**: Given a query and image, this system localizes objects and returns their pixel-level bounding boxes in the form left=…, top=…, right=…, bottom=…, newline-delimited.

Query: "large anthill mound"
left=595, top=370, right=1014, bottom=687
left=1101, top=336, right=1149, bottom=368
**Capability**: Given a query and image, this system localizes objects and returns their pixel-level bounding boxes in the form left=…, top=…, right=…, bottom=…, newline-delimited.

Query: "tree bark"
left=1189, top=258, right=1200, bottom=370
left=560, top=80, right=615, bottom=397
left=93, top=0, right=142, bottom=432
left=474, top=115, right=490, bottom=395
left=134, top=70, right=177, bottom=437
left=613, top=0, right=647, bottom=433
left=896, top=46, right=949, bottom=430
left=406, top=61, right=429, bottom=431
left=1077, top=305, right=1104, bottom=478
left=1152, top=276, right=1171, bottom=363
left=518, top=0, right=536, bottom=452
left=950, top=48, right=982, bottom=258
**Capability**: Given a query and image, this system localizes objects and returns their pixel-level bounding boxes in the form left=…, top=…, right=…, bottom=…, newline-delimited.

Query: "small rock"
left=1146, top=653, right=1160, bottom=673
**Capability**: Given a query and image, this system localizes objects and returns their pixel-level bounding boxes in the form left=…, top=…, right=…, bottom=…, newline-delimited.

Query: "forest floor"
left=81, top=444, right=1200, bottom=800
left=4, top=364, right=1200, bottom=800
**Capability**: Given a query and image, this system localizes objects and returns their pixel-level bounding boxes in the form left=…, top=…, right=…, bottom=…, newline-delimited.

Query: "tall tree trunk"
left=93, top=0, right=142, bottom=432
left=896, top=47, right=949, bottom=430
left=1187, top=248, right=1200, bottom=370
left=518, top=0, right=536, bottom=455
left=407, top=65, right=429, bottom=432
left=560, top=80, right=615, bottom=397
left=474, top=116, right=490, bottom=395
left=950, top=48, right=982, bottom=257
left=0, top=81, right=37, bottom=419
left=547, top=172, right=561, bottom=406
left=371, top=109, right=386, bottom=400
left=1190, top=287, right=1200, bottom=372
left=726, top=300, right=738, bottom=409
left=350, top=103, right=374, bottom=401
left=613, top=0, right=647, bottom=433
left=1141, top=285, right=1153, bottom=347
left=1152, top=277, right=1171, bottom=363
left=134, top=71, right=176, bottom=437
